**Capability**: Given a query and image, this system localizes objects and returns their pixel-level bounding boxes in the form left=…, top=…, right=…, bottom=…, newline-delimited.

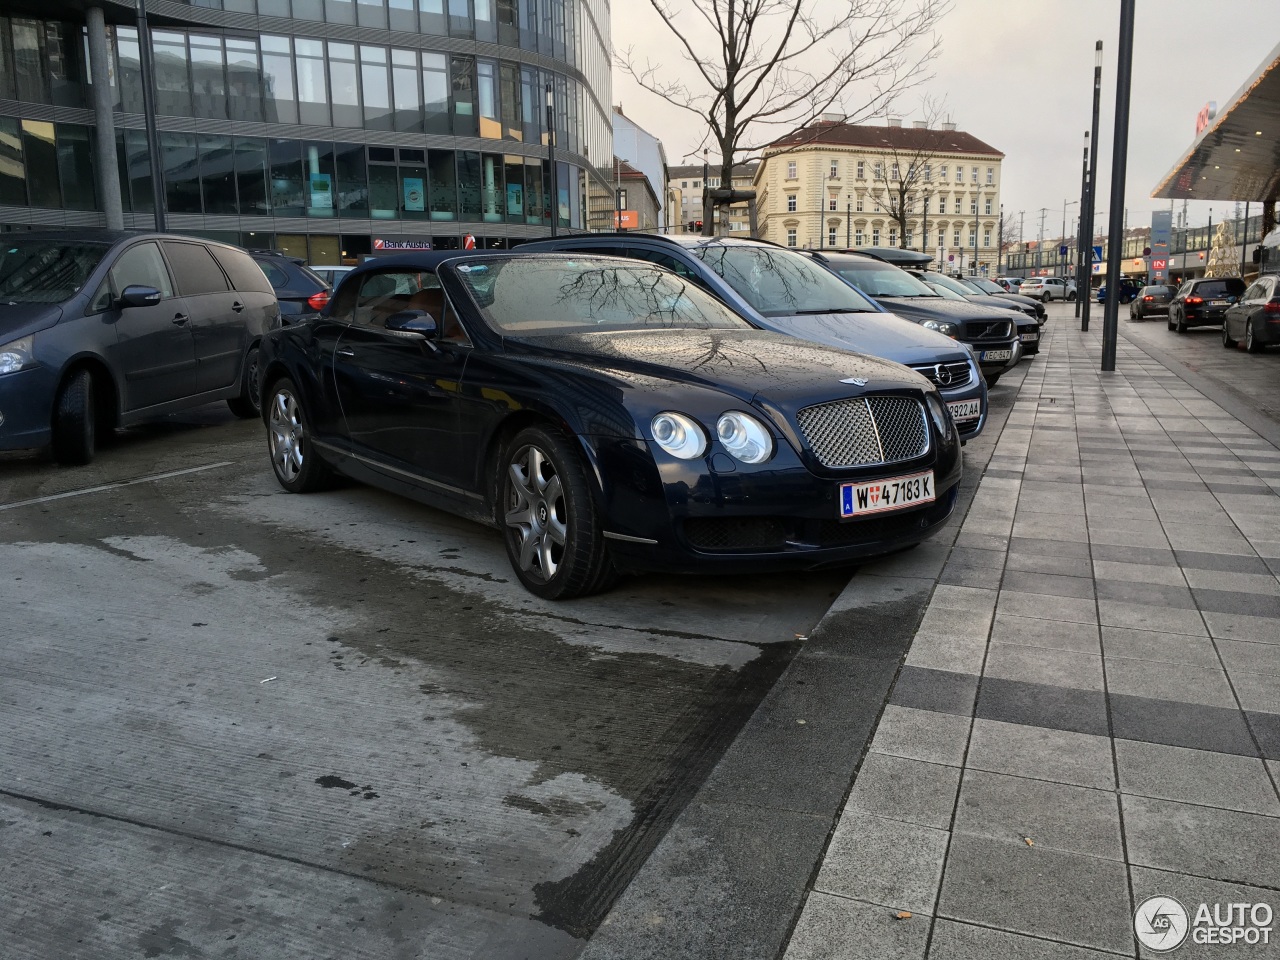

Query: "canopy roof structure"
left=1152, top=40, right=1280, bottom=202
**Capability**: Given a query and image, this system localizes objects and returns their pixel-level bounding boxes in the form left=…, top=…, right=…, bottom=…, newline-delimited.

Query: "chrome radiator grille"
left=796, top=396, right=930, bottom=468
left=909, top=360, right=973, bottom=388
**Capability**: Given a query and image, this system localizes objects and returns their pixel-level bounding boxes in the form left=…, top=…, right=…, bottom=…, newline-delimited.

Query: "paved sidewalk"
left=784, top=311, right=1280, bottom=958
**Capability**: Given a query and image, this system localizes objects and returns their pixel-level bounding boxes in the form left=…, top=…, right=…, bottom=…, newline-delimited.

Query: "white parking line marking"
left=0, top=461, right=237, bottom=512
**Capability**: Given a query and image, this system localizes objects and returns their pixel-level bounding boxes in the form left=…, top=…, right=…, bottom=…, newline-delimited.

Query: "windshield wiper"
left=791, top=307, right=872, bottom=315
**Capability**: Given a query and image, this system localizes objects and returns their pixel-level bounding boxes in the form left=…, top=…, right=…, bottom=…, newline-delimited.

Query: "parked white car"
left=1020, top=277, right=1077, bottom=302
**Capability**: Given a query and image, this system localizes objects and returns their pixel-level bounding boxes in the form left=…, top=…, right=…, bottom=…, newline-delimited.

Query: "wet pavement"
left=0, top=407, right=848, bottom=959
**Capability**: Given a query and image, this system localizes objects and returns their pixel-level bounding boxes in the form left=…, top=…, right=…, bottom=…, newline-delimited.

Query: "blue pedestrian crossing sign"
left=1092, top=245, right=1103, bottom=263
left=1059, top=244, right=1068, bottom=256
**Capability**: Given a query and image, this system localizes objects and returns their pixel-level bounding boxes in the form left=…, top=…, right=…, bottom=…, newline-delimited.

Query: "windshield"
left=452, top=257, right=754, bottom=334
left=917, top=271, right=974, bottom=297
left=691, top=245, right=879, bottom=316
left=826, top=258, right=939, bottom=299
left=0, top=240, right=110, bottom=304
left=1194, top=279, right=1246, bottom=298
left=970, top=278, right=1005, bottom=295
left=924, top=281, right=968, bottom=302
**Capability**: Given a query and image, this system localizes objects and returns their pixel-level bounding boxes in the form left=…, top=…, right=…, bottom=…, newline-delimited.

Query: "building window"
left=939, top=164, right=948, bottom=181
left=872, top=228, right=880, bottom=245
left=891, top=162, right=900, bottom=180
left=828, top=195, right=837, bottom=211
left=984, top=230, right=991, bottom=247
left=829, top=160, right=838, bottom=177
left=924, top=163, right=931, bottom=182
left=787, top=160, right=797, bottom=178
left=874, top=161, right=883, bottom=180
left=905, top=231, right=913, bottom=248
left=693, top=180, right=700, bottom=188
left=937, top=230, right=944, bottom=247
left=954, top=166, right=962, bottom=183
left=888, top=228, right=897, bottom=246
left=986, top=166, right=994, bottom=185
left=970, top=198, right=978, bottom=215
left=786, top=194, right=797, bottom=212
left=855, top=197, right=864, bottom=212
left=971, top=165, right=979, bottom=183
left=855, top=229, right=864, bottom=245
left=954, top=229, right=961, bottom=246
left=856, top=160, right=865, bottom=179
left=828, top=227, right=837, bottom=246
left=984, top=198, right=992, bottom=215
left=786, top=228, right=797, bottom=246
left=681, top=180, right=687, bottom=188
left=938, top=196, right=946, bottom=214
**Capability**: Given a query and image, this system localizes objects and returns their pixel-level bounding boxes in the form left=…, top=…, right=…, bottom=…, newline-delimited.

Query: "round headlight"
left=925, top=392, right=952, bottom=439
left=651, top=412, right=707, bottom=459
left=716, top=412, right=774, bottom=464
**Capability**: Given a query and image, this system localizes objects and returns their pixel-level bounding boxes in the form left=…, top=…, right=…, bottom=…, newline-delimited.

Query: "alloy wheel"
left=505, top=444, right=568, bottom=582
left=268, top=388, right=305, bottom=483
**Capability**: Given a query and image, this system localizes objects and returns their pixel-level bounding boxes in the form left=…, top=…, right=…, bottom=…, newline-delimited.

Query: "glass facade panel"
left=21, top=120, right=59, bottom=207
left=303, top=141, right=336, bottom=216
left=420, top=0, right=446, bottom=36
left=451, top=56, right=476, bottom=137
left=389, top=0, right=416, bottom=33
left=12, top=20, right=46, bottom=105
left=0, top=20, right=15, bottom=102
left=499, top=63, right=521, bottom=140
left=153, top=31, right=192, bottom=116
left=448, top=0, right=473, bottom=39
left=124, top=128, right=153, bottom=213
left=325, top=0, right=356, bottom=25
left=189, top=34, right=227, bottom=119
left=226, top=38, right=264, bottom=123
left=0, top=117, right=25, bottom=206
left=477, top=60, right=500, bottom=139
left=400, top=162, right=427, bottom=219
left=199, top=134, right=237, bottom=214
left=474, top=0, right=496, bottom=43
left=524, top=158, right=543, bottom=225
left=427, top=149, right=456, bottom=220
left=234, top=137, right=269, bottom=216
left=392, top=49, right=422, bottom=132
left=357, top=0, right=389, bottom=29
left=328, top=43, right=360, bottom=127
left=161, top=132, right=201, bottom=213
left=259, top=36, right=297, bottom=125
left=423, top=53, right=450, bottom=134
left=46, top=22, right=84, bottom=108
left=368, top=163, right=398, bottom=219
left=333, top=142, right=368, bottom=214
left=57, top=124, right=96, bottom=210
left=360, top=46, right=392, bottom=130
left=294, top=39, right=328, bottom=125
left=269, top=138, right=304, bottom=216
left=457, top=150, right=481, bottom=221
left=503, top=156, right=523, bottom=222
left=480, top=153, right=502, bottom=222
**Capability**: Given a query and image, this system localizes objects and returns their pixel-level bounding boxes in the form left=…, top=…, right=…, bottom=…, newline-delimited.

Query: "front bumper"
left=586, top=433, right=963, bottom=575
left=0, top=365, right=56, bottom=451
left=970, top=338, right=1021, bottom=377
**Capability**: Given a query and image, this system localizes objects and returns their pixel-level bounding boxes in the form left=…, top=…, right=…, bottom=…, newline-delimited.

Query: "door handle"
left=172, top=313, right=190, bottom=325
left=231, top=301, right=245, bottom=313
left=337, top=348, right=356, bottom=357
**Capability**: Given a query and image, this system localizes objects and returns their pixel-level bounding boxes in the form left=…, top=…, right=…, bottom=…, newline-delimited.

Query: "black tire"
left=1067, top=291, right=1077, bottom=302
left=1176, top=310, right=1187, bottom=333
left=52, top=368, right=95, bottom=465
left=499, top=425, right=613, bottom=600
left=985, top=371, right=1002, bottom=387
left=1246, top=321, right=1263, bottom=354
left=265, top=377, right=335, bottom=493
left=227, top=344, right=261, bottom=419
left=1042, top=293, right=1051, bottom=303
left=1222, top=322, right=1237, bottom=348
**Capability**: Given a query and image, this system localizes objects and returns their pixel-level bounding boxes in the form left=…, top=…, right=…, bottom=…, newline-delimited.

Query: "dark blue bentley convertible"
left=258, top=252, right=963, bottom=598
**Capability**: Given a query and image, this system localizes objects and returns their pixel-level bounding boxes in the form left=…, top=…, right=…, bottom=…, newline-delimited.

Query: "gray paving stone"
left=1101, top=626, right=1221, bottom=666
left=985, top=643, right=1105, bottom=692
left=1227, top=670, right=1280, bottom=714
left=927, top=920, right=1122, bottom=960
left=1216, top=638, right=1280, bottom=677
left=1110, top=693, right=1259, bottom=757
left=1001, top=571, right=1096, bottom=600
left=782, top=892, right=928, bottom=960
left=1115, top=740, right=1280, bottom=816
left=1091, top=543, right=1178, bottom=566
left=936, top=834, right=1133, bottom=954
left=1013, top=516, right=1090, bottom=543
left=939, top=564, right=1005, bottom=590
left=889, top=667, right=979, bottom=718
left=966, top=719, right=1114, bottom=790
left=1183, top=567, right=1280, bottom=596
left=1005, top=552, right=1094, bottom=578
left=1097, top=599, right=1207, bottom=636
left=868, top=705, right=971, bottom=767
left=953, top=769, right=1123, bottom=860
left=1193, top=588, right=1280, bottom=619
left=1009, top=537, right=1092, bottom=560
left=847, top=753, right=961, bottom=830
left=1092, top=559, right=1187, bottom=586
left=1104, top=657, right=1237, bottom=708
left=998, top=591, right=1099, bottom=626
left=1202, top=609, right=1280, bottom=643
left=814, top=810, right=947, bottom=914
left=1130, top=866, right=1280, bottom=960
left=975, top=678, right=1109, bottom=738
left=991, top=614, right=1100, bottom=654
left=905, top=630, right=988, bottom=675
left=1123, top=794, right=1280, bottom=888
left=1095, top=579, right=1197, bottom=609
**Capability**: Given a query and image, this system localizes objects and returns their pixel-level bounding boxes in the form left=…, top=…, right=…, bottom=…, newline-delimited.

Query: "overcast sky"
left=610, top=0, right=1278, bottom=240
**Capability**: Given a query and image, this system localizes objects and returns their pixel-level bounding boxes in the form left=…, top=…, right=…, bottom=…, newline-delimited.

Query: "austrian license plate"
left=840, top=470, right=936, bottom=518
left=980, top=349, right=1012, bottom=362
left=947, top=399, right=982, bottom=422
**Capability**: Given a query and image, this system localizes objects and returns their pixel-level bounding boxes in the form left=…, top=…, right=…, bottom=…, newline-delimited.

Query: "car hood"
left=506, top=327, right=931, bottom=408
left=966, top=293, right=1033, bottom=315
left=869, top=296, right=1017, bottom=324
left=756, top=311, right=973, bottom=367
left=0, top=302, right=63, bottom=342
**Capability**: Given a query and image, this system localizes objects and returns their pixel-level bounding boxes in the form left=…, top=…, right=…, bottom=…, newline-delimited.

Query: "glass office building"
left=0, top=0, right=612, bottom=260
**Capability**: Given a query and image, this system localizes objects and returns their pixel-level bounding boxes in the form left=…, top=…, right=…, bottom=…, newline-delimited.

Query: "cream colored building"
left=755, top=118, right=1005, bottom=273
left=668, top=162, right=759, bottom=236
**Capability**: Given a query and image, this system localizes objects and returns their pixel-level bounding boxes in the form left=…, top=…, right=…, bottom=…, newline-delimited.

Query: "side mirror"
left=384, top=309, right=438, bottom=339
left=119, top=284, right=162, bottom=308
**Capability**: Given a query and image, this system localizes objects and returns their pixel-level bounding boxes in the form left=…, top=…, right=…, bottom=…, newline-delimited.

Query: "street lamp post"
left=1100, top=0, right=1136, bottom=372
left=1082, top=41, right=1103, bottom=331
left=922, top=189, right=929, bottom=258
left=615, top=156, right=628, bottom=232
left=846, top=197, right=851, bottom=248
left=545, top=83, right=557, bottom=236
left=1062, top=199, right=1079, bottom=290
left=1076, top=132, right=1089, bottom=318
left=136, top=0, right=166, bottom=230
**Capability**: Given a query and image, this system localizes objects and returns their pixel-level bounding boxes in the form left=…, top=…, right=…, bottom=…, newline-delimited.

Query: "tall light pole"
left=1100, top=1, right=1135, bottom=371
left=1081, top=41, right=1103, bottom=331
left=136, top=0, right=166, bottom=230
left=1076, top=131, right=1089, bottom=318
left=1062, top=199, right=1079, bottom=289
left=846, top=197, right=851, bottom=248
left=545, top=83, right=557, bottom=236
left=922, top=189, right=929, bottom=257
left=614, top=156, right=629, bottom=232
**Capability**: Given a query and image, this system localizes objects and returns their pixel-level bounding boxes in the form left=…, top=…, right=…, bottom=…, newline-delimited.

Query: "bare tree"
left=621, top=0, right=951, bottom=219
left=866, top=97, right=948, bottom=248
left=998, top=208, right=1020, bottom=265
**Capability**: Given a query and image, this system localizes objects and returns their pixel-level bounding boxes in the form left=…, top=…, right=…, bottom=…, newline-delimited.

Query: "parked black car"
left=1129, top=285, right=1173, bottom=321
left=520, top=234, right=989, bottom=440
left=0, top=231, right=278, bottom=464
left=249, top=250, right=331, bottom=323
left=1222, top=275, right=1280, bottom=352
left=258, top=252, right=963, bottom=598
left=909, top=271, right=1042, bottom=357
left=806, top=252, right=1021, bottom=385
left=959, top=276, right=1048, bottom=323
left=1168, top=277, right=1247, bottom=332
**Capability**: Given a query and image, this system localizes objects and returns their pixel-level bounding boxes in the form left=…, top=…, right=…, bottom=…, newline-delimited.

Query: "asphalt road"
left=0, top=407, right=849, bottom=960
